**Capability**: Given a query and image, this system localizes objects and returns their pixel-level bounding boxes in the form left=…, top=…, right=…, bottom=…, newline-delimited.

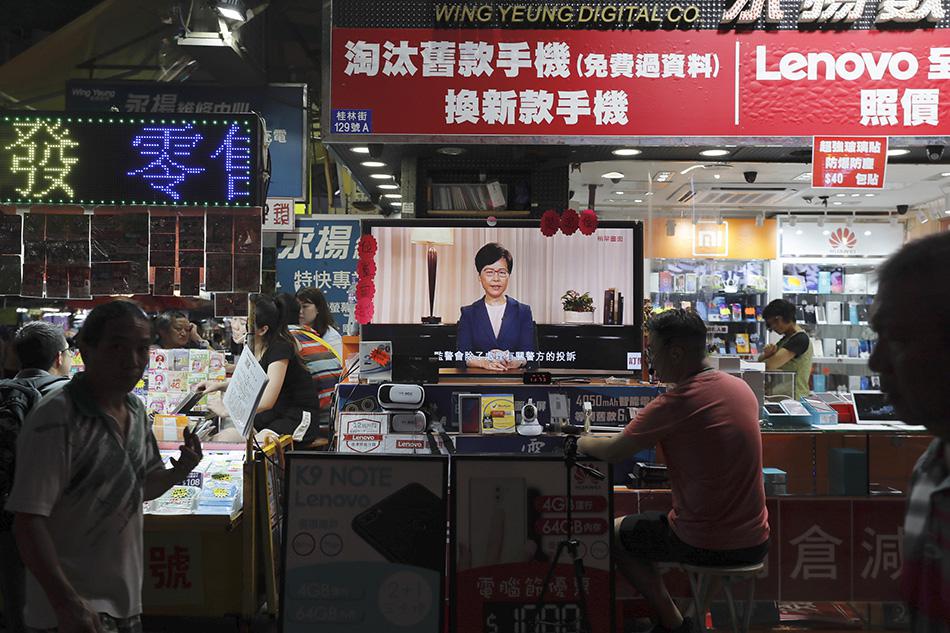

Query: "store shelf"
left=812, top=356, right=870, bottom=365
left=814, top=321, right=870, bottom=326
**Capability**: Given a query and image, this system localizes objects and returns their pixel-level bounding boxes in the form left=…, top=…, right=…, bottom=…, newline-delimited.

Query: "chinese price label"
left=812, top=136, right=888, bottom=189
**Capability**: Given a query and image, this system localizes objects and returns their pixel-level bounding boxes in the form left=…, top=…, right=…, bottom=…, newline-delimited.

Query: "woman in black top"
left=199, top=294, right=319, bottom=444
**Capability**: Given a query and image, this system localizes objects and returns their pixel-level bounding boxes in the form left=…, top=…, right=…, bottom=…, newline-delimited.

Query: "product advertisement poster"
left=281, top=454, right=448, bottom=633
left=452, top=455, right=613, bottom=633
left=276, top=217, right=361, bottom=334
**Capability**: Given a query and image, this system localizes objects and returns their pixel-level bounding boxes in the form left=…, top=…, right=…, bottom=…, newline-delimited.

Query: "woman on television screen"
left=456, top=242, right=536, bottom=371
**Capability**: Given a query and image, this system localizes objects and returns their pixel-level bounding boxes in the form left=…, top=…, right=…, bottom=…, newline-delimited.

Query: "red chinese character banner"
left=812, top=136, right=888, bottom=189
left=330, top=28, right=950, bottom=137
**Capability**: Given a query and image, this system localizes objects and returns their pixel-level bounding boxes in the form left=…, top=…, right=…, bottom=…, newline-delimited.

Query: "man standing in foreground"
left=6, top=301, right=203, bottom=633
left=869, top=232, right=950, bottom=631
left=579, top=309, right=769, bottom=633
left=0, top=322, right=72, bottom=633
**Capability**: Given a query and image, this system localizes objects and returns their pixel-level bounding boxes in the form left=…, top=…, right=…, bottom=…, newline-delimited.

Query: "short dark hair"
left=78, top=301, right=150, bottom=347
left=763, top=299, right=797, bottom=323
left=646, top=309, right=707, bottom=355
left=153, top=310, right=187, bottom=339
left=14, top=321, right=68, bottom=371
left=296, top=287, right=336, bottom=337
left=877, top=232, right=950, bottom=320
left=475, top=242, right=513, bottom=274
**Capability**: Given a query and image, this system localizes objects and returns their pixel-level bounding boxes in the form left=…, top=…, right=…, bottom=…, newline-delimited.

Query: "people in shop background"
left=277, top=293, right=342, bottom=429
left=198, top=294, right=320, bottom=446
left=5, top=300, right=202, bottom=633
left=456, top=242, right=536, bottom=372
left=578, top=309, right=769, bottom=633
left=296, top=286, right=343, bottom=359
left=153, top=311, right=211, bottom=350
left=0, top=322, right=72, bottom=633
left=869, top=232, right=950, bottom=632
left=758, top=299, right=814, bottom=397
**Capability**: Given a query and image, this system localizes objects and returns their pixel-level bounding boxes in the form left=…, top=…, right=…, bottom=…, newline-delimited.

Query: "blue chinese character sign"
left=0, top=113, right=262, bottom=206
left=277, top=217, right=361, bottom=335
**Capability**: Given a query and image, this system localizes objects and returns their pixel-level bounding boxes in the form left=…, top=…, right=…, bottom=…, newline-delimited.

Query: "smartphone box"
left=818, top=271, right=832, bottom=294
left=826, top=301, right=842, bottom=324
left=481, top=394, right=516, bottom=434
left=335, top=413, right=389, bottom=453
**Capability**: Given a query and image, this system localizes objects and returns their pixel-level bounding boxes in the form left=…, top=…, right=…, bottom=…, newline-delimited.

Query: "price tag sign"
left=812, top=136, right=888, bottom=190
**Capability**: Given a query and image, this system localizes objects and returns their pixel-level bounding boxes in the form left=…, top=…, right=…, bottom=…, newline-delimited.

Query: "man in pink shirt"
left=579, top=309, right=769, bottom=633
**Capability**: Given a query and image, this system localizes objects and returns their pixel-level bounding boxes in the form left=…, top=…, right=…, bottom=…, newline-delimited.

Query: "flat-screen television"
left=361, top=219, right=643, bottom=373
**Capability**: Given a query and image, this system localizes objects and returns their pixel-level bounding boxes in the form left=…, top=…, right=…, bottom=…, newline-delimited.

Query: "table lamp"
left=410, top=227, right=455, bottom=324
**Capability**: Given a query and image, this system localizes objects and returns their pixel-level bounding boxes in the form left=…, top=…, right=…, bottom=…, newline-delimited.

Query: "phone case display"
left=149, top=213, right=207, bottom=297
left=146, top=348, right=227, bottom=415
left=145, top=450, right=245, bottom=517
left=782, top=262, right=879, bottom=392
left=205, top=210, right=263, bottom=293
left=91, top=210, right=149, bottom=295
left=18, top=213, right=91, bottom=298
left=651, top=259, right=769, bottom=356
left=0, top=214, right=21, bottom=295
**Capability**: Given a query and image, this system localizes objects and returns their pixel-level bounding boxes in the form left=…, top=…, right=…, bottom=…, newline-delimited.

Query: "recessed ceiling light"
left=864, top=230, right=873, bottom=236
left=378, top=184, right=399, bottom=190
left=887, top=148, right=910, bottom=156
left=361, top=161, right=386, bottom=168
left=612, top=148, right=642, bottom=156
left=370, top=173, right=391, bottom=179
left=850, top=193, right=861, bottom=197
left=945, top=209, right=950, bottom=214
left=645, top=191, right=654, bottom=196
left=634, top=199, right=643, bottom=203
left=613, top=191, right=625, bottom=195
left=835, top=193, right=846, bottom=197
left=653, top=171, right=674, bottom=182
left=436, top=147, right=466, bottom=156
left=713, top=173, right=721, bottom=179
left=351, top=146, right=370, bottom=154
left=941, top=171, right=950, bottom=177
left=833, top=201, right=843, bottom=205
left=383, top=193, right=402, bottom=199
left=864, top=193, right=875, bottom=197
left=601, top=171, right=625, bottom=179
left=390, top=201, right=402, bottom=206
left=822, top=230, right=830, bottom=235
left=700, top=149, right=730, bottom=157
left=796, top=229, right=803, bottom=235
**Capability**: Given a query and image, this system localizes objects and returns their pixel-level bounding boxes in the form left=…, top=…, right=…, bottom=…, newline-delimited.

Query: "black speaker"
left=392, top=355, right=440, bottom=384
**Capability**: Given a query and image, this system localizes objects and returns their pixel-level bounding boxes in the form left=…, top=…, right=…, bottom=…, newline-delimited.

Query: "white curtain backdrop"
left=372, top=227, right=635, bottom=324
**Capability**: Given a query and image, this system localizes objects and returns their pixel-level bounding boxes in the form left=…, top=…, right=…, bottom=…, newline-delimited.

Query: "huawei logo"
left=829, top=227, right=857, bottom=250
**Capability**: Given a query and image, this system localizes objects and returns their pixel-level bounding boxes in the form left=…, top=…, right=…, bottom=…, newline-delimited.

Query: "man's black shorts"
left=618, top=512, right=769, bottom=567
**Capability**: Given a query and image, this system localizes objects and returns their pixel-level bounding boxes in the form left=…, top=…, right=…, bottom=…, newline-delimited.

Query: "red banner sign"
left=812, top=136, right=888, bottom=189
left=330, top=28, right=950, bottom=137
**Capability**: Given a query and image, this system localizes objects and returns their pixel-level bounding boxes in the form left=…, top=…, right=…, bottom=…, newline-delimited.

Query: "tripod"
left=534, top=436, right=606, bottom=633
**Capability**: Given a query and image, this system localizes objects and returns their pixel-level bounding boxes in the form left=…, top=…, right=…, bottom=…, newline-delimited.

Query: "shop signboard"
left=277, top=217, right=361, bottom=334
left=812, top=136, right=888, bottom=189
left=327, top=1, right=950, bottom=139
left=0, top=113, right=262, bottom=207
left=452, top=455, right=614, bottom=633
left=143, top=532, right=204, bottom=606
left=280, top=453, right=448, bottom=633
left=264, top=197, right=296, bottom=231
left=65, top=81, right=307, bottom=200
left=650, top=218, right=777, bottom=260
left=779, top=221, right=904, bottom=258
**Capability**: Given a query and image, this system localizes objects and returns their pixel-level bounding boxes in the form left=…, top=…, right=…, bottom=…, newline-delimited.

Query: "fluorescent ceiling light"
left=864, top=230, right=872, bottom=236
left=370, top=174, right=391, bottom=179
left=378, top=184, right=399, bottom=190
left=216, top=0, right=247, bottom=21
left=361, top=161, right=386, bottom=168
left=634, top=199, right=643, bottom=203
left=612, top=148, right=642, bottom=156
left=850, top=193, right=860, bottom=197
left=833, top=201, right=843, bottom=205
left=700, top=149, right=730, bottom=157
left=887, top=148, right=910, bottom=156
left=793, top=172, right=811, bottom=182
left=941, top=171, right=950, bottom=177
left=835, top=193, right=846, bottom=197
left=601, top=171, right=625, bottom=179
left=383, top=193, right=402, bottom=199
left=680, top=165, right=704, bottom=175
left=351, top=146, right=370, bottom=154
left=613, top=191, right=625, bottom=195
left=391, top=202, right=403, bottom=206
left=864, top=193, right=875, bottom=197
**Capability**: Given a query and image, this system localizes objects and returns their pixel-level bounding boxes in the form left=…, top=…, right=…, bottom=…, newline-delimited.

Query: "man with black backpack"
left=0, top=322, right=71, bottom=633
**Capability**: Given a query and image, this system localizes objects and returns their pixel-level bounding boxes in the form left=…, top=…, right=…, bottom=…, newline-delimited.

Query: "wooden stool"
left=681, top=562, right=763, bottom=633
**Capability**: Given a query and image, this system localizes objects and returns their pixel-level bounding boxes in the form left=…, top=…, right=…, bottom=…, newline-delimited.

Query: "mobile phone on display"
left=351, top=483, right=446, bottom=572
left=459, top=394, right=482, bottom=434
left=469, top=477, right=527, bottom=567
left=763, top=403, right=786, bottom=415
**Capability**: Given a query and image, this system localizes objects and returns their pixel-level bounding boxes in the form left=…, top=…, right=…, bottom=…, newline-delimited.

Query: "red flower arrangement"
left=579, top=209, right=599, bottom=236
left=356, top=277, right=376, bottom=300
left=356, top=258, right=377, bottom=279
left=540, top=209, right=560, bottom=237
left=355, top=302, right=375, bottom=325
left=560, top=208, right=579, bottom=235
left=357, top=234, right=378, bottom=258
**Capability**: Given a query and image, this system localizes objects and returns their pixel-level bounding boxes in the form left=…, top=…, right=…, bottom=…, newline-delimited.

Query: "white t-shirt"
left=5, top=375, right=164, bottom=627
left=486, top=301, right=506, bottom=339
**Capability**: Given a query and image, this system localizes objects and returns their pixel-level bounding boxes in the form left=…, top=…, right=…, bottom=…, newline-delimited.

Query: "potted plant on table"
left=561, top=290, right=595, bottom=323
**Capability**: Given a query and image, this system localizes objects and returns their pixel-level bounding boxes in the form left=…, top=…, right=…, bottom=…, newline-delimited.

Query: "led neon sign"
left=0, top=113, right=260, bottom=206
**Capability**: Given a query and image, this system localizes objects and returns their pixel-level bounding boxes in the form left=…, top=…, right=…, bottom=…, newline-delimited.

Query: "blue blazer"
left=456, top=296, right=536, bottom=355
